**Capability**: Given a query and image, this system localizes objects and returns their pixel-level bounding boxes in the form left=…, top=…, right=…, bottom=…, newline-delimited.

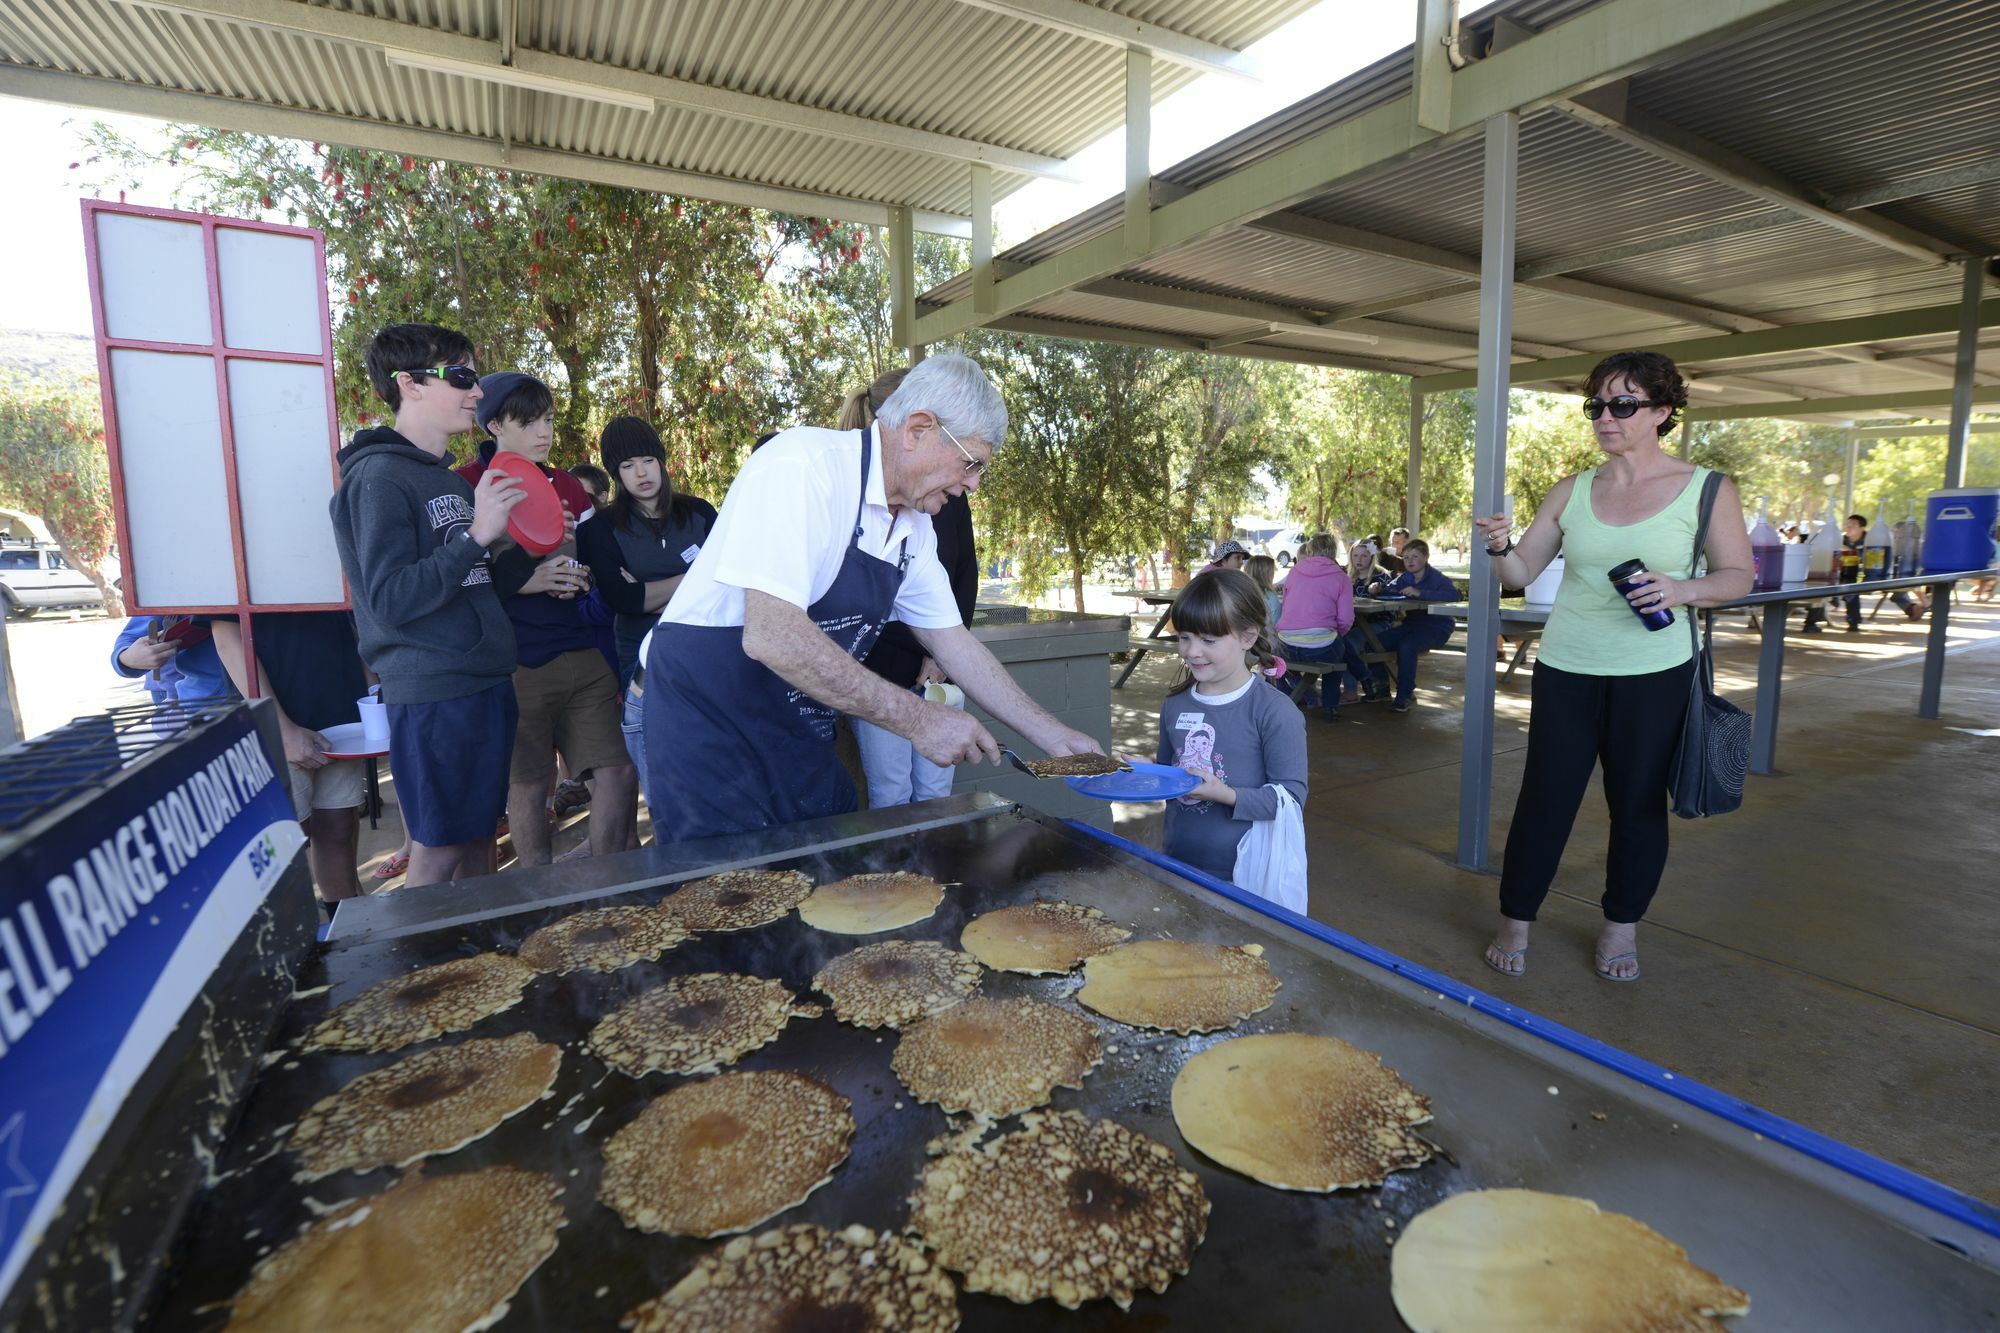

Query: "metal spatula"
left=997, top=746, right=1042, bottom=779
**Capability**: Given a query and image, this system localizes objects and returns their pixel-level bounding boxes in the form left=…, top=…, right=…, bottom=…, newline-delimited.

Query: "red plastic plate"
left=488, top=452, right=565, bottom=555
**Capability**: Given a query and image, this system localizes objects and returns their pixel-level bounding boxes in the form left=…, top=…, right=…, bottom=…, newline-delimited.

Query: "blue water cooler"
left=1921, top=488, right=2000, bottom=573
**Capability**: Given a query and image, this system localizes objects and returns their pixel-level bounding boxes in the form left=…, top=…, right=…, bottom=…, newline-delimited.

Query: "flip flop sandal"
left=1483, top=943, right=1527, bottom=977
left=372, top=851, right=410, bottom=880
left=1595, top=951, right=1642, bottom=982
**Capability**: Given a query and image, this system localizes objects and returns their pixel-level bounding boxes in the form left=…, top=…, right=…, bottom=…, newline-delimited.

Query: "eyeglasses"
left=936, top=420, right=986, bottom=476
left=405, top=365, right=480, bottom=390
left=1582, top=395, right=1664, bottom=420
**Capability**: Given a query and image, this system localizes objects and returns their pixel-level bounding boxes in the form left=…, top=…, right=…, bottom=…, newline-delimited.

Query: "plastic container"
left=1893, top=507, right=1924, bottom=577
left=1921, top=489, right=2000, bottom=573
left=1806, top=502, right=1842, bottom=582
left=1523, top=555, right=1564, bottom=605
left=1782, top=543, right=1812, bottom=583
left=1749, top=503, right=1785, bottom=591
left=1862, top=502, right=1894, bottom=582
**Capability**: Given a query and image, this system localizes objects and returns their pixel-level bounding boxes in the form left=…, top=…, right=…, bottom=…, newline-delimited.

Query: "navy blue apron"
left=644, top=427, right=909, bottom=842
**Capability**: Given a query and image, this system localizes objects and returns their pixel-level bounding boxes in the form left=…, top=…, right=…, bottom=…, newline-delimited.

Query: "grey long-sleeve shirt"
left=1156, top=677, right=1308, bottom=881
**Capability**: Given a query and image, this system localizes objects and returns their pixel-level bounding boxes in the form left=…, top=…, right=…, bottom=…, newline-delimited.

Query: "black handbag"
left=1669, top=471, right=1752, bottom=818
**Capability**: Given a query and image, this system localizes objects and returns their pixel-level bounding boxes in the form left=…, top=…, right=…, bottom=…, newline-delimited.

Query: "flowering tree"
left=0, top=374, right=122, bottom=615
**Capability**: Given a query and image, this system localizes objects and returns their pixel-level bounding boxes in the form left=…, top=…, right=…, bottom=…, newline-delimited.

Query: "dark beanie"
left=600, top=415, right=667, bottom=474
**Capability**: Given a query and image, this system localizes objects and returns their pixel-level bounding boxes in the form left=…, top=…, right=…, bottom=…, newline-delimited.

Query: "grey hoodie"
left=329, top=427, right=516, bottom=704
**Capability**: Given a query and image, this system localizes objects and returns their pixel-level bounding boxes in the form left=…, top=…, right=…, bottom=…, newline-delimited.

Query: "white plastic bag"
left=1231, top=784, right=1308, bottom=915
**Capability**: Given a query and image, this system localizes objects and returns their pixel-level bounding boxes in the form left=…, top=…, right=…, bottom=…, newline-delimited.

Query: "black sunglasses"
left=1582, top=395, right=1664, bottom=420
left=406, top=365, right=479, bottom=390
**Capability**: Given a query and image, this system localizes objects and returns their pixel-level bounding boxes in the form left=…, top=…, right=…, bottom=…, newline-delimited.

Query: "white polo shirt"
left=658, top=425, right=961, bottom=632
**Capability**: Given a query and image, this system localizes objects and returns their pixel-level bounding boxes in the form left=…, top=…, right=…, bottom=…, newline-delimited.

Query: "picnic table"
left=1109, top=587, right=1178, bottom=688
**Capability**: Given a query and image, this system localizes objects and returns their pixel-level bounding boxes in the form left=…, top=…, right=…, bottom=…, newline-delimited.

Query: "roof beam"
left=1849, top=420, right=2000, bottom=440
left=939, top=0, right=1259, bottom=81
left=0, top=64, right=973, bottom=236
left=1686, top=386, right=2000, bottom=422
left=1074, top=276, right=1581, bottom=358
left=914, top=0, right=1824, bottom=346
left=1418, top=298, right=2000, bottom=392
left=103, top=0, right=1082, bottom=180
left=981, top=314, right=1440, bottom=376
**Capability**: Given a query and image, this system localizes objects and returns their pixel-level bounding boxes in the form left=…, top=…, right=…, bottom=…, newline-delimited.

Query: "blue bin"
left=1922, top=488, right=2000, bottom=573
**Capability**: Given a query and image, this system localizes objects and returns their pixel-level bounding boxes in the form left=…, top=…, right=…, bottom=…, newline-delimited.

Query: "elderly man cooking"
left=642, top=353, right=1104, bottom=842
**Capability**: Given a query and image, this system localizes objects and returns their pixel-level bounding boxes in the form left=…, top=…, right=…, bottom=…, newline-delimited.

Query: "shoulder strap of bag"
left=1686, top=470, right=1725, bottom=681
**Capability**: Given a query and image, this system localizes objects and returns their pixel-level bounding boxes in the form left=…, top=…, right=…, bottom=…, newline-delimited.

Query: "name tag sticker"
left=1175, top=713, right=1203, bottom=730
left=681, top=544, right=702, bottom=564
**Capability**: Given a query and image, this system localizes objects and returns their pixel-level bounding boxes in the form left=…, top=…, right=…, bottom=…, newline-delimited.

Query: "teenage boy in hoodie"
left=329, top=323, right=524, bottom=887
left=1364, top=538, right=1459, bottom=712
left=455, top=372, right=637, bottom=863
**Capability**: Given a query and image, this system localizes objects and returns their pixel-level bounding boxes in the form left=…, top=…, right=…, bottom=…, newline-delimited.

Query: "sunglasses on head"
left=1582, top=395, right=1664, bottom=420
left=405, top=365, right=479, bottom=390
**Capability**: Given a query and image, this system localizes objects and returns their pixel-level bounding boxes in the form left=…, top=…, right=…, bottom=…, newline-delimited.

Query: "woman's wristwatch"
left=1485, top=535, right=1515, bottom=557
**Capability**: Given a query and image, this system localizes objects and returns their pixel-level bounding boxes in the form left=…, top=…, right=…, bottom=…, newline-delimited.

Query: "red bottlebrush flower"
left=566, top=213, right=577, bottom=231
left=261, top=194, right=274, bottom=209
left=401, top=156, right=415, bottom=170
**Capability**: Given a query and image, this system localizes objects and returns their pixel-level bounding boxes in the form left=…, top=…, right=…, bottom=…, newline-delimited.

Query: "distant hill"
left=0, top=329, right=97, bottom=384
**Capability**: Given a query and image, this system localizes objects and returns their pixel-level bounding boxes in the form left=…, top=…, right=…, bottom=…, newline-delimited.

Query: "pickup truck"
left=0, top=541, right=105, bottom=618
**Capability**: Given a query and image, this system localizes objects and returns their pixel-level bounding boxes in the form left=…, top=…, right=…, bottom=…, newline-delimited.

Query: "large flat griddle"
left=147, top=795, right=2000, bottom=1330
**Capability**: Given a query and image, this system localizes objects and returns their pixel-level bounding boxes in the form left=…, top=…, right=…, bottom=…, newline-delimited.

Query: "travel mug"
left=1608, top=559, right=1675, bottom=631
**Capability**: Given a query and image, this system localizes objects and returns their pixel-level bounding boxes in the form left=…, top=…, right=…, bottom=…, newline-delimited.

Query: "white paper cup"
left=923, top=682, right=966, bottom=709
left=356, top=695, right=390, bottom=742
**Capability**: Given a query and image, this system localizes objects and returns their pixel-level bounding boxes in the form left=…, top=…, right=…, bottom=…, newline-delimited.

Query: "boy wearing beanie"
left=328, top=324, right=521, bottom=887
left=456, top=372, right=638, bottom=862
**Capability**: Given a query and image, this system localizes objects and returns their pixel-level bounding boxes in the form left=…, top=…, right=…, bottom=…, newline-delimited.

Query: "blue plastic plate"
left=1064, top=761, right=1201, bottom=802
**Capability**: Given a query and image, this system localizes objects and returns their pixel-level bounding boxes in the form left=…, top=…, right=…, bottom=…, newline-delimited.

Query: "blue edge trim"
left=1065, top=817, right=2000, bottom=1243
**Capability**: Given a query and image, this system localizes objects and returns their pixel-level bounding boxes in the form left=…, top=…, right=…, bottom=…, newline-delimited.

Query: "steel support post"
left=971, top=163, right=995, bottom=316
left=889, top=205, right=915, bottom=355
left=1843, top=430, right=1859, bottom=517
left=1919, top=582, right=1951, bottom=719
left=1124, top=49, right=1152, bottom=257
left=1407, top=387, right=1425, bottom=531
left=1456, top=111, right=1517, bottom=872
left=1677, top=417, right=1692, bottom=460
left=1944, top=257, right=1985, bottom=488
left=1751, top=603, right=1786, bottom=774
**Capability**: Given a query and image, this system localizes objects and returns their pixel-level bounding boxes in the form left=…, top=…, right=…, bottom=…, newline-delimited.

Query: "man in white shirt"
left=641, top=353, right=1103, bottom=842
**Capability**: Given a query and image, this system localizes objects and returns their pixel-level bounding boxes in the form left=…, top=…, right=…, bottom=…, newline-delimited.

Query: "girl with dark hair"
left=1472, top=350, right=1753, bottom=982
left=576, top=416, right=718, bottom=808
left=1153, top=569, right=1309, bottom=886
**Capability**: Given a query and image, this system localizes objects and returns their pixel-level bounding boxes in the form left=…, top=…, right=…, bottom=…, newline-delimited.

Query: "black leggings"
left=1498, top=659, right=1696, bottom=925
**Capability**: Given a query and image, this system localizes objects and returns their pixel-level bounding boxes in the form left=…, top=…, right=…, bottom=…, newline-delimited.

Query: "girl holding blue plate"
left=1152, top=570, right=1309, bottom=886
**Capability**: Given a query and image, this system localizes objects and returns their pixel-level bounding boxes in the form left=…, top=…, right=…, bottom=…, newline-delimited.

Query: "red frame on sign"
left=81, top=200, right=347, bottom=694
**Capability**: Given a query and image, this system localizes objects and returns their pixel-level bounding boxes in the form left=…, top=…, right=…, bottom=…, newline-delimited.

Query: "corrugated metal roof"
left=911, top=0, right=2000, bottom=412
left=0, top=0, right=1318, bottom=224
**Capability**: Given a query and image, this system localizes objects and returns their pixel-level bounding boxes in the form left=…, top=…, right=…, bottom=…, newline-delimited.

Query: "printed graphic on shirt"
left=424, top=493, right=491, bottom=587
left=1171, top=718, right=1225, bottom=809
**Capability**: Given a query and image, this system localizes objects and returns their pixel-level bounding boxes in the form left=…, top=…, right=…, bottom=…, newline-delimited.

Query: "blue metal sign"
left=0, top=709, right=302, bottom=1301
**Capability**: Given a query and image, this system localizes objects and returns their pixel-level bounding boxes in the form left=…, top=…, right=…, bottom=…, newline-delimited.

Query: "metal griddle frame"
left=146, top=793, right=1999, bottom=1331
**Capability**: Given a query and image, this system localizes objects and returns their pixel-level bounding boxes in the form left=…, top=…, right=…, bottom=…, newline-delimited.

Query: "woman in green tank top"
left=1470, top=352, right=1754, bottom=983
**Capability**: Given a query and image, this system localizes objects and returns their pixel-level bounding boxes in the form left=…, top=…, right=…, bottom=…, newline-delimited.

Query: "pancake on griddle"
left=589, top=973, right=821, bottom=1079
left=813, top=940, right=982, bottom=1028
left=959, top=900, right=1131, bottom=974
left=288, top=1032, right=561, bottom=1180
left=797, top=871, right=947, bottom=934
left=905, top=1109, right=1208, bottom=1310
left=224, top=1166, right=563, bottom=1332
left=624, top=1223, right=959, bottom=1333
left=662, top=867, right=813, bottom=932
left=1019, top=753, right=1130, bottom=778
left=600, top=1071, right=854, bottom=1237
left=517, top=903, right=689, bottom=974
left=1075, top=940, right=1278, bottom=1034
left=891, top=997, right=1101, bottom=1119
left=301, top=952, right=538, bottom=1054
left=1392, top=1189, right=1751, bottom=1332
left=1171, top=1033, right=1431, bottom=1191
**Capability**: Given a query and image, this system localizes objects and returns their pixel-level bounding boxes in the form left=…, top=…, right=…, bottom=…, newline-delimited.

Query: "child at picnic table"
left=1358, top=538, right=1460, bottom=713
left=1148, top=569, right=1308, bottom=887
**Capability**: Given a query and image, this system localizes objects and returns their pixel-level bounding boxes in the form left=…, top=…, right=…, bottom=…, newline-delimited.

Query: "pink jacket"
left=1275, top=555, right=1354, bottom=635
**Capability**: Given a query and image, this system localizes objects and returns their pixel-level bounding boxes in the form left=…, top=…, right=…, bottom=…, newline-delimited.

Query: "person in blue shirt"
left=1361, top=538, right=1459, bottom=712
left=111, top=616, right=237, bottom=706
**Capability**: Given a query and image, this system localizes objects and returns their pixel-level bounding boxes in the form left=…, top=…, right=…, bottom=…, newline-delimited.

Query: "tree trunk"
left=47, top=525, right=123, bottom=619
left=1071, top=564, right=1086, bottom=614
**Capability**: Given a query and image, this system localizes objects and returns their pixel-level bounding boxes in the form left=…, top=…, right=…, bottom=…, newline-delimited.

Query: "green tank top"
left=1537, top=466, right=1708, bottom=676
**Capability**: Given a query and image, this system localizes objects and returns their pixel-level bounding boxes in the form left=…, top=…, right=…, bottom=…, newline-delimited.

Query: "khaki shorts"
left=510, top=649, right=628, bottom=784
left=288, top=755, right=366, bottom=822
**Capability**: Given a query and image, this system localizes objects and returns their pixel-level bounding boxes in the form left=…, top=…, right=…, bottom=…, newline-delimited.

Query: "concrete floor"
left=1106, top=595, right=2000, bottom=1205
